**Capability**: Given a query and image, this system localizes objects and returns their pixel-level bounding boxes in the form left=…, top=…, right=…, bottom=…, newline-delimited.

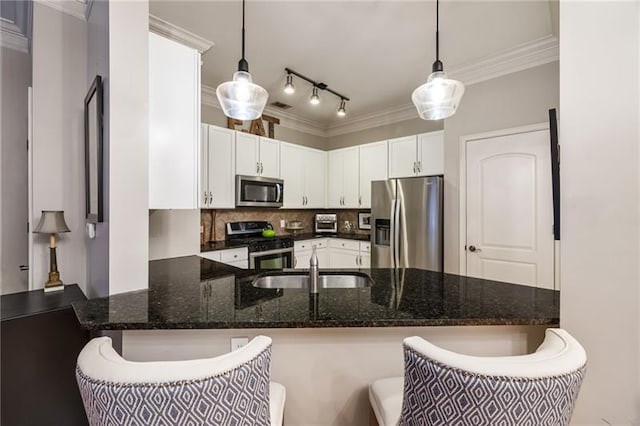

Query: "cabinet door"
left=317, top=248, right=329, bottom=268
left=417, top=131, right=444, bottom=176
left=208, top=126, right=236, bottom=208
left=359, top=141, right=388, bottom=208
left=327, top=150, right=343, bottom=208
left=236, top=132, right=260, bottom=176
left=342, top=147, right=360, bottom=208
left=360, top=254, right=370, bottom=268
left=304, top=148, right=326, bottom=208
left=329, top=248, right=360, bottom=269
left=295, top=252, right=310, bottom=270
left=149, top=33, right=200, bottom=209
left=200, top=124, right=209, bottom=208
left=388, top=135, right=418, bottom=178
left=280, top=143, right=305, bottom=208
left=259, top=137, right=281, bottom=178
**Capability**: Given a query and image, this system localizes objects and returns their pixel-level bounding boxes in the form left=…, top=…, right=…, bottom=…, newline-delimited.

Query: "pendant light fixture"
left=216, top=0, right=268, bottom=120
left=411, top=0, right=464, bottom=120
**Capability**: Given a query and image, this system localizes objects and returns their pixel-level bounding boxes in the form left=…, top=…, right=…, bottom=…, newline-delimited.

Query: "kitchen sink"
left=252, top=272, right=373, bottom=289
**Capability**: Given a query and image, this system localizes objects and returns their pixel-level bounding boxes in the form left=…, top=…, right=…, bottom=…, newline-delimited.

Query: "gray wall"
left=0, top=46, right=31, bottom=294
left=202, top=104, right=328, bottom=150
left=86, top=0, right=110, bottom=298
left=31, top=3, right=88, bottom=293
left=327, top=118, right=443, bottom=150
left=443, top=61, right=559, bottom=274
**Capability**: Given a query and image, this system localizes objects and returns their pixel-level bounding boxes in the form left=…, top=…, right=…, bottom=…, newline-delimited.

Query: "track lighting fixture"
left=216, top=0, right=268, bottom=120
left=283, top=68, right=350, bottom=116
left=284, top=73, right=295, bottom=94
left=310, top=86, right=320, bottom=105
left=337, top=99, right=346, bottom=117
left=411, top=0, right=464, bottom=120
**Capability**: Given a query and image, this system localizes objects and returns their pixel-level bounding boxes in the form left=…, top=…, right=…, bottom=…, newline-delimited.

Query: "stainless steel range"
left=226, top=221, right=294, bottom=270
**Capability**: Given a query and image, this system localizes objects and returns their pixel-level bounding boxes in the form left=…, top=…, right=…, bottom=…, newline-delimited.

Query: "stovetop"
left=226, top=221, right=293, bottom=252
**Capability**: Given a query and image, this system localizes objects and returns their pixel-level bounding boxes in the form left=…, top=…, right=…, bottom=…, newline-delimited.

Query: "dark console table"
left=1, top=285, right=90, bottom=425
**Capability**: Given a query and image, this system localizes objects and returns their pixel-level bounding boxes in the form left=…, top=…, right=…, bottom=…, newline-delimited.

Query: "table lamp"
left=33, top=210, right=70, bottom=292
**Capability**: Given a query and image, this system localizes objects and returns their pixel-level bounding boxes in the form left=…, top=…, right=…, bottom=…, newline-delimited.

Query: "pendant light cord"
left=241, top=0, right=245, bottom=61
left=238, top=0, right=249, bottom=72
left=436, top=0, right=439, bottom=62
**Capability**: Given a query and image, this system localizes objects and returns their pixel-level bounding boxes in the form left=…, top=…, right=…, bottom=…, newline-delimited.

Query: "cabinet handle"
left=413, top=161, right=416, bottom=173
left=256, top=162, right=260, bottom=174
left=209, top=191, right=213, bottom=205
left=204, top=192, right=208, bottom=205
left=417, top=161, right=422, bottom=173
left=305, top=196, right=308, bottom=205
left=359, top=195, right=362, bottom=206
left=356, top=255, right=361, bottom=266
left=294, top=256, right=297, bottom=267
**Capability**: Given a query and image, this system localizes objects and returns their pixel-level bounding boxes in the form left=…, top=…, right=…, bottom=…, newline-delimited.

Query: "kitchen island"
left=72, top=256, right=559, bottom=425
left=73, top=256, right=558, bottom=330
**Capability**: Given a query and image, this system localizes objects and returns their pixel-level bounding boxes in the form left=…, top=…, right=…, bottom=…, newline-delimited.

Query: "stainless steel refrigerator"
left=371, top=176, right=443, bottom=271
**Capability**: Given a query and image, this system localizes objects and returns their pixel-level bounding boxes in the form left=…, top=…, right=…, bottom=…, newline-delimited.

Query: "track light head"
left=284, top=74, right=295, bottom=94
left=337, top=99, right=347, bottom=117
left=310, top=86, right=320, bottom=105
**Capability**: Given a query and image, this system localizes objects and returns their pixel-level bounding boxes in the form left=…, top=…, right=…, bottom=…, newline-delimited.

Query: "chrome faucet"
left=309, top=246, right=319, bottom=293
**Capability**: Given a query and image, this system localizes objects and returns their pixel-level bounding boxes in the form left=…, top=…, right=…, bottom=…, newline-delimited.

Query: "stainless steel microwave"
left=235, top=175, right=284, bottom=208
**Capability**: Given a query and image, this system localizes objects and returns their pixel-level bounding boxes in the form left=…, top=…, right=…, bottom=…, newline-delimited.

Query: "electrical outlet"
left=230, top=337, right=249, bottom=352
left=280, top=219, right=286, bottom=227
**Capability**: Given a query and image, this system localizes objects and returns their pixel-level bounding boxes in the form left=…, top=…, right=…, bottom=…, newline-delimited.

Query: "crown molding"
left=149, top=15, right=214, bottom=54
left=34, top=0, right=87, bottom=21
left=448, top=35, right=559, bottom=86
left=200, top=35, right=559, bottom=139
left=0, top=20, right=28, bottom=53
left=201, top=84, right=327, bottom=137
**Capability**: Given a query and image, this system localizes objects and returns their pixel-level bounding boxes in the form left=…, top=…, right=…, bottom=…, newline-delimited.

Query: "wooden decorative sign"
left=227, top=114, right=281, bottom=138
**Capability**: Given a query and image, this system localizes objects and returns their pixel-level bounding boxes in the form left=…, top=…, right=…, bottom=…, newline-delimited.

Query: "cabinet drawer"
left=329, top=239, right=360, bottom=251
left=360, top=242, right=371, bottom=253
left=294, top=239, right=327, bottom=252
left=219, top=248, right=248, bottom=262
left=200, top=252, right=221, bottom=261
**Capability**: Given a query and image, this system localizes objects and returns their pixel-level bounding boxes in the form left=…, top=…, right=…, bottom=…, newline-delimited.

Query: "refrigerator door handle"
left=394, top=198, right=401, bottom=268
left=390, top=199, right=397, bottom=269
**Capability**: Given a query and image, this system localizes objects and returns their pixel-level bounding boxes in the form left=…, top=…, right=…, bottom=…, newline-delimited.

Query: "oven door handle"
left=249, top=247, right=294, bottom=259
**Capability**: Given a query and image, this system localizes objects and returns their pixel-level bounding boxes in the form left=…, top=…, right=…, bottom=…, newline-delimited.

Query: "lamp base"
left=44, top=272, right=64, bottom=293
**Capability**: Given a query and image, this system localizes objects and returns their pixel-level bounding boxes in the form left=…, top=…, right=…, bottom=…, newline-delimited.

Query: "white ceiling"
left=150, top=1, right=556, bottom=127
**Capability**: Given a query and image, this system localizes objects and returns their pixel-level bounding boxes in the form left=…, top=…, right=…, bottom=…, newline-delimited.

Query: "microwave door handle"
left=276, top=183, right=282, bottom=203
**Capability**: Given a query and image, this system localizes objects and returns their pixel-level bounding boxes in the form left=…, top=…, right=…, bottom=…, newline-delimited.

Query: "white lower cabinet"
left=294, top=239, right=328, bottom=269
left=200, top=248, right=248, bottom=269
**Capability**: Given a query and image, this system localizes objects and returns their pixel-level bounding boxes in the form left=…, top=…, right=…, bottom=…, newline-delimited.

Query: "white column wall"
left=559, top=1, right=640, bottom=423
left=107, top=1, right=149, bottom=295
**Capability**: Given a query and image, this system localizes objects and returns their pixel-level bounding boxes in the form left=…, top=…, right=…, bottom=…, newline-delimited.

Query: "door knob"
left=468, top=245, right=481, bottom=253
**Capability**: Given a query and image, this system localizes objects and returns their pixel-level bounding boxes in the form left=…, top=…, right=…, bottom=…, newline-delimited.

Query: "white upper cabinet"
left=235, top=133, right=280, bottom=178
left=417, top=130, right=444, bottom=176
left=149, top=32, right=200, bottom=209
left=328, top=147, right=359, bottom=208
left=235, top=132, right=260, bottom=176
left=388, top=131, right=444, bottom=178
left=202, top=125, right=235, bottom=208
left=258, top=137, right=280, bottom=178
left=388, top=135, right=418, bottom=178
left=280, top=142, right=326, bottom=208
left=359, top=141, right=388, bottom=208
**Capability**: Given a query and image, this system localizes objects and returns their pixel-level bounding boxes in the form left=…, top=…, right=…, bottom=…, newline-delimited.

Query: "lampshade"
left=33, top=211, right=70, bottom=234
left=216, top=71, right=268, bottom=121
left=412, top=71, right=465, bottom=120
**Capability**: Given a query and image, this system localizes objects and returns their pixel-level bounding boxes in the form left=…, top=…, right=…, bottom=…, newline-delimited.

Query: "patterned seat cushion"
left=77, top=346, right=272, bottom=426
left=399, top=346, right=586, bottom=426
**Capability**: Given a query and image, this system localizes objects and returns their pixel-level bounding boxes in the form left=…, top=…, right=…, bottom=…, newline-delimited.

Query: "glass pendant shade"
left=412, top=71, right=465, bottom=120
left=216, top=71, right=268, bottom=121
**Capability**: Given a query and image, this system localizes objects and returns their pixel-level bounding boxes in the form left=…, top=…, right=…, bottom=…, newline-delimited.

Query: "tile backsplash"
left=201, top=208, right=370, bottom=242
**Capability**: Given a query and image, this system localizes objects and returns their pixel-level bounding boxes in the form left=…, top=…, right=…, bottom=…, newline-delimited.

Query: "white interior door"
left=465, top=129, right=554, bottom=289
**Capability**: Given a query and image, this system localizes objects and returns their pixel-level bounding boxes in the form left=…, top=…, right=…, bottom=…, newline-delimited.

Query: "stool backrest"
left=399, top=329, right=586, bottom=425
left=76, top=335, right=272, bottom=426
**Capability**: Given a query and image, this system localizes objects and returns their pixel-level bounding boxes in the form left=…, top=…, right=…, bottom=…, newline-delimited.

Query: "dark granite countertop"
left=72, top=256, right=559, bottom=331
left=201, top=233, right=370, bottom=253
left=2, top=284, right=86, bottom=321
